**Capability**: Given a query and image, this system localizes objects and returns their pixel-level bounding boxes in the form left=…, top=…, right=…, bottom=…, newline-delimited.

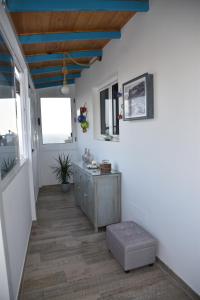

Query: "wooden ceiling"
left=22, top=40, right=110, bottom=56
left=11, top=12, right=135, bottom=35
left=6, top=1, right=149, bottom=89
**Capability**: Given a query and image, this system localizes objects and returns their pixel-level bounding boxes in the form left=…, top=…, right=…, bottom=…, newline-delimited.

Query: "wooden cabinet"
left=73, top=162, right=121, bottom=232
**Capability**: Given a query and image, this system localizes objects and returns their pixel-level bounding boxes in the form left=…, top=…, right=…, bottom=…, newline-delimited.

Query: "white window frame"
left=99, top=80, right=120, bottom=141
left=0, top=23, right=28, bottom=189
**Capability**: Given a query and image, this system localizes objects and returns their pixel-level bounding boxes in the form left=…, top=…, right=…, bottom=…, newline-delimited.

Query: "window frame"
left=14, top=66, right=24, bottom=160
left=40, top=97, right=73, bottom=145
left=0, top=63, right=25, bottom=183
left=0, top=66, right=26, bottom=184
left=0, top=23, right=29, bottom=188
left=99, top=80, right=119, bottom=139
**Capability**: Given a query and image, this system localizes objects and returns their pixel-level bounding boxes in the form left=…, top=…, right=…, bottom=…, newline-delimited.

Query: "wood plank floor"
left=20, top=185, right=195, bottom=300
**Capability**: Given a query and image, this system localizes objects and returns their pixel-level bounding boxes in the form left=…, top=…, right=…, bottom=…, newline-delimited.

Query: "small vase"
left=87, top=150, right=93, bottom=164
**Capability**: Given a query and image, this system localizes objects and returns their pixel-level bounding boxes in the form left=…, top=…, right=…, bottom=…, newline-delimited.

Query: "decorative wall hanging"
left=78, top=105, right=89, bottom=132
left=123, top=73, right=154, bottom=120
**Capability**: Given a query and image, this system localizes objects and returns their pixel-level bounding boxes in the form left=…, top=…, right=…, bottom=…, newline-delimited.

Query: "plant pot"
left=61, top=183, right=70, bottom=193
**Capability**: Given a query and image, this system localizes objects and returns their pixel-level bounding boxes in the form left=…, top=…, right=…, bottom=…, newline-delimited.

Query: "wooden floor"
left=20, top=186, right=195, bottom=300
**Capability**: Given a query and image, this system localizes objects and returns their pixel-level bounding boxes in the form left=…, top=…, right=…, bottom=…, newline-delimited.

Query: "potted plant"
left=52, top=153, right=72, bottom=192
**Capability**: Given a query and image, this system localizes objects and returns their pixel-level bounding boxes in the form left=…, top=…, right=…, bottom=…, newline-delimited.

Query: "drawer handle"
left=84, top=193, right=88, bottom=197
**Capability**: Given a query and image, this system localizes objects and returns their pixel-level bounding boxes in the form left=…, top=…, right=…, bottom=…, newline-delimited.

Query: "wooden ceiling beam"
left=19, top=31, right=121, bottom=45
left=35, top=80, right=74, bottom=89
left=34, top=74, right=80, bottom=84
left=0, top=54, right=11, bottom=63
left=0, top=66, right=12, bottom=73
left=7, top=1, right=149, bottom=13
left=26, top=50, right=102, bottom=63
left=31, top=65, right=88, bottom=75
left=29, top=59, right=91, bottom=69
left=32, top=70, right=81, bottom=79
left=0, top=79, right=12, bottom=86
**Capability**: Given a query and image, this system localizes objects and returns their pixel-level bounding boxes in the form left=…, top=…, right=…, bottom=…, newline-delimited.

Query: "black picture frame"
left=123, top=73, right=154, bottom=121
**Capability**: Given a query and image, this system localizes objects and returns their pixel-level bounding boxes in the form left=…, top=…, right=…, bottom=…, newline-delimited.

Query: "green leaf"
left=51, top=153, right=72, bottom=184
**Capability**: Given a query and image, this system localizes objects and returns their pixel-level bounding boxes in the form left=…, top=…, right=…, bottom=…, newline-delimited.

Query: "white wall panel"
left=2, top=163, right=32, bottom=298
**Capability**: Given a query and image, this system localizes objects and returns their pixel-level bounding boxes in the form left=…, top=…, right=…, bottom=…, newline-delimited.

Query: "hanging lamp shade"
left=61, top=84, right=70, bottom=95
left=61, top=75, right=70, bottom=95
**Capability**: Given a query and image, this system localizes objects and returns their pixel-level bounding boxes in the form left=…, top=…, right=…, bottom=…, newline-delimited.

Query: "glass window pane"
left=100, top=88, right=109, bottom=135
left=100, top=83, right=119, bottom=136
left=112, top=83, right=119, bottom=135
left=0, top=32, right=20, bottom=179
left=105, top=99, right=110, bottom=132
left=40, top=98, right=72, bottom=144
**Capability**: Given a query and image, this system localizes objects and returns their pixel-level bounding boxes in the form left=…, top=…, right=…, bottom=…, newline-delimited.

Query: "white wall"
left=37, top=85, right=78, bottom=186
left=75, top=0, right=200, bottom=294
left=32, top=149, right=39, bottom=199
left=2, top=163, right=32, bottom=298
left=0, top=231, right=10, bottom=300
left=0, top=207, right=10, bottom=300
left=29, top=88, right=40, bottom=201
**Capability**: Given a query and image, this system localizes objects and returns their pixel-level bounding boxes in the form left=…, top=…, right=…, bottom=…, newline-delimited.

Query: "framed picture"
left=123, top=73, right=154, bottom=120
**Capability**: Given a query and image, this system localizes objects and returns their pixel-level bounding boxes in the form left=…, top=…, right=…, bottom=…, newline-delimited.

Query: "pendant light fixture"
left=60, top=52, right=100, bottom=95
left=61, top=55, right=70, bottom=95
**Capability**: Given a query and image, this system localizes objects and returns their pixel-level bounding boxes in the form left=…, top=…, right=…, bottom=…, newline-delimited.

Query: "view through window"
left=0, top=32, right=22, bottom=179
left=40, top=98, right=72, bottom=144
left=100, top=82, right=119, bottom=136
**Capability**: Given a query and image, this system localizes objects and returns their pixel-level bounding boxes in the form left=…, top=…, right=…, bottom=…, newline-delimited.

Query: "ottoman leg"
left=125, top=270, right=130, bottom=273
left=149, top=263, right=154, bottom=267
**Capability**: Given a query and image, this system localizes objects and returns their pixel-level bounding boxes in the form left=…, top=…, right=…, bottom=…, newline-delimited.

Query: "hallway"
left=19, top=186, right=193, bottom=300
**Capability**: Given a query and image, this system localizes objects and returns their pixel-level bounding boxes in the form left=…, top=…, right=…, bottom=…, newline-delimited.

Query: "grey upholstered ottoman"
left=106, top=221, right=156, bottom=271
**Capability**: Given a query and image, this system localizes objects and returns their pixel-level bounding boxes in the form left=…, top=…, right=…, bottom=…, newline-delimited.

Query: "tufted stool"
left=106, top=221, right=157, bottom=272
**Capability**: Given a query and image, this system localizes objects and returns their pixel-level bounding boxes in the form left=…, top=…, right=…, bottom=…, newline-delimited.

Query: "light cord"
left=65, top=51, right=99, bottom=67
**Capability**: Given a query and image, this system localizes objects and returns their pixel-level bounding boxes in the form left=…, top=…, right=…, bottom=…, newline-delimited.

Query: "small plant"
left=1, top=158, right=16, bottom=178
left=52, top=153, right=72, bottom=184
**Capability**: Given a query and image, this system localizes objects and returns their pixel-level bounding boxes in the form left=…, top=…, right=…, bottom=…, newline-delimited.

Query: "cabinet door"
left=79, top=174, right=94, bottom=223
left=74, top=167, right=84, bottom=207
left=84, top=175, right=94, bottom=224
left=96, top=175, right=121, bottom=227
left=73, top=166, right=79, bottom=206
left=80, top=172, right=87, bottom=214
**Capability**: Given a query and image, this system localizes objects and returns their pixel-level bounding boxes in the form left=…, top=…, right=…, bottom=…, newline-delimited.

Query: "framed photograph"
left=123, top=73, right=154, bottom=120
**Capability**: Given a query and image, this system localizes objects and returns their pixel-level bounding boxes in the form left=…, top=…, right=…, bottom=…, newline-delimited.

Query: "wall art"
left=123, top=73, right=154, bottom=120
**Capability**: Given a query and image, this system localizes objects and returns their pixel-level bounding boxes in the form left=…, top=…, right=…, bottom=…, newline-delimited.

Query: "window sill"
left=95, top=136, right=120, bottom=142
left=42, top=142, right=73, bottom=145
left=1, top=157, right=27, bottom=192
left=40, top=142, right=77, bottom=152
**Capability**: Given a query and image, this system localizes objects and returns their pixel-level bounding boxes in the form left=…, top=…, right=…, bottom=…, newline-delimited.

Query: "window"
left=40, top=98, right=72, bottom=144
left=100, top=82, right=119, bottom=136
left=0, top=32, right=22, bottom=179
